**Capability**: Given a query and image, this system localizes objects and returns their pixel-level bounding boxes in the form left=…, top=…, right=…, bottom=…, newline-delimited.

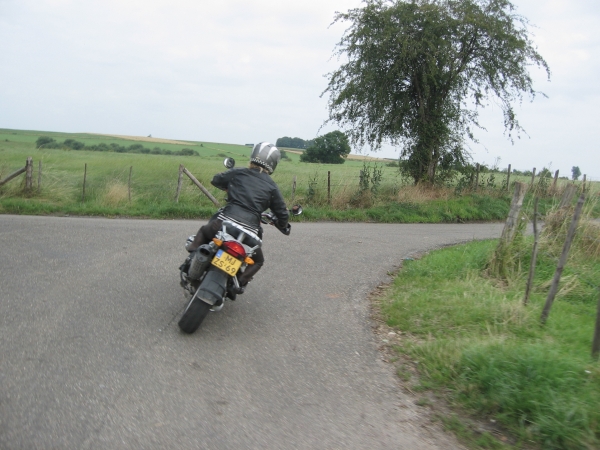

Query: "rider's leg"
left=236, top=248, right=264, bottom=292
left=186, top=218, right=222, bottom=252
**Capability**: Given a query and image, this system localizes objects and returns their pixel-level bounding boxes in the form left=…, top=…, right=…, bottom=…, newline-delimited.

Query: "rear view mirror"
left=291, top=205, right=303, bottom=216
left=223, top=158, right=235, bottom=169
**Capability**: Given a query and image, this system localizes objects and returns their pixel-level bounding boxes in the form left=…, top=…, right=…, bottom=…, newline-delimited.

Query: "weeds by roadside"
left=380, top=201, right=600, bottom=449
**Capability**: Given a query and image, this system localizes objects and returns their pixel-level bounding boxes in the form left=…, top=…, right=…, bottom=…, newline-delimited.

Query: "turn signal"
left=244, top=257, right=254, bottom=265
left=212, top=238, right=223, bottom=246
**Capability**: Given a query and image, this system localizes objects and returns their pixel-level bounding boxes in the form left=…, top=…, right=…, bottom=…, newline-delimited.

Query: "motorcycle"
left=178, top=157, right=302, bottom=334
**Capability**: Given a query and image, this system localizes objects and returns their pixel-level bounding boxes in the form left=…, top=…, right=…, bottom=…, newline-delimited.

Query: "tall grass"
left=381, top=201, right=600, bottom=448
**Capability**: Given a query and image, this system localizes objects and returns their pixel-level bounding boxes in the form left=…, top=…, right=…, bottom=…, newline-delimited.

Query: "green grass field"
left=0, top=128, right=596, bottom=221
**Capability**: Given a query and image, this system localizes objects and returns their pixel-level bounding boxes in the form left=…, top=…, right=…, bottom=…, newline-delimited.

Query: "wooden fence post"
left=25, top=157, right=33, bottom=190
left=175, top=164, right=184, bottom=203
left=490, top=181, right=528, bottom=278
left=182, top=167, right=220, bottom=207
left=524, top=198, right=540, bottom=305
left=0, top=166, right=26, bottom=187
left=38, top=161, right=42, bottom=192
left=128, top=166, right=133, bottom=202
left=593, top=289, right=600, bottom=360
left=530, top=167, right=536, bottom=188
left=559, top=184, right=576, bottom=208
left=541, top=193, right=585, bottom=324
left=500, top=182, right=527, bottom=243
left=551, top=170, right=559, bottom=194
left=475, top=164, right=480, bottom=192
left=82, top=163, right=87, bottom=202
left=582, top=174, right=587, bottom=193
left=291, top=176, right=297, bottom=203
left=506, top=164, right=511, bottom=191
left=327, top=171, right=331, bottom=204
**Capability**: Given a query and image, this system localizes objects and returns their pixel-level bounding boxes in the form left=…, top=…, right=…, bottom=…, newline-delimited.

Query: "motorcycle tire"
left=178, top=297, right=211, bottom=334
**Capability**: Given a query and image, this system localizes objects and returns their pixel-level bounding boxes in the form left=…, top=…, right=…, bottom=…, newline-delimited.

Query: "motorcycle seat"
left=222, top=220, right=262, bottom=248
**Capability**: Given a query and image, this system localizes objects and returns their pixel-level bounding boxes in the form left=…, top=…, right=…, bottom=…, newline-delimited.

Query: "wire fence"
left=1, top=156, right=598, bottom=210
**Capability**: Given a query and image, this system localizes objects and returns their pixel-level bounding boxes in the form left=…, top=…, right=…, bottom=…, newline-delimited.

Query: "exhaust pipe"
left=187, top=244, right=213, bottom=280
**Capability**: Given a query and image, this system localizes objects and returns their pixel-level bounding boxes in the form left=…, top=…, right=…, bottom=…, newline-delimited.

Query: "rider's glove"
left=275, top=219, right=291, bottom=236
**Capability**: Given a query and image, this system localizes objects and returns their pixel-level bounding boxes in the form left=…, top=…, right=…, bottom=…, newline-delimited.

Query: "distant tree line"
left=275, top=136, right=314, bottom=149
left=35, top=136, right=199, bottom=156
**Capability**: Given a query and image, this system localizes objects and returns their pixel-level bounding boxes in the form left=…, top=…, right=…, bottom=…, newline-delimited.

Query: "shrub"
left=178, top=148, right=198, bottom=156
left=63, top=139, right=85, bottom=150
left=36, top=136, right=56, bottom=148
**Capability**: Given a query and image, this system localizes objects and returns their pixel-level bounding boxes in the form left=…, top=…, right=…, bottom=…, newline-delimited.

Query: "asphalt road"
left=0, top=215, right=504, bottom=449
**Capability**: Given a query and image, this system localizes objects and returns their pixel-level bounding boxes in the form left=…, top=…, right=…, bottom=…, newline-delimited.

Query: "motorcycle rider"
left=184, top=142, right=290, bottom=293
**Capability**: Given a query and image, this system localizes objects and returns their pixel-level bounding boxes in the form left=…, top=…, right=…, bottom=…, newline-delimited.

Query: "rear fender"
left=196, top=267, right=229, bottom=306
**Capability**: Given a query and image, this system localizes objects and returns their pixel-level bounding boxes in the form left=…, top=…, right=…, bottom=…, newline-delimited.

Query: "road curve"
left=0, top=215, right=504, bottom=449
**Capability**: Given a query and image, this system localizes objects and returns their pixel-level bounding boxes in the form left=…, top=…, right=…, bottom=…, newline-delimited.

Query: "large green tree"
left=324, top=0, right=549, bottom=184
left=300, top=131, right=351, bottom=164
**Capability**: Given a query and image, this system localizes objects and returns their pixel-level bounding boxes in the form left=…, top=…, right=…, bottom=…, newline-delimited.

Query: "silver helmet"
left=250, top=142, right=280, bottom=174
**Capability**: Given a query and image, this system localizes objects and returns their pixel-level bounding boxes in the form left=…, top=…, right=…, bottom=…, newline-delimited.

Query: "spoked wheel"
left=178, top=296, right=211, bottom=334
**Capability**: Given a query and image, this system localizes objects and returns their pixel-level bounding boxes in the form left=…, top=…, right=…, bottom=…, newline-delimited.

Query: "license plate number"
left=211, top=249, right=242, bottom=275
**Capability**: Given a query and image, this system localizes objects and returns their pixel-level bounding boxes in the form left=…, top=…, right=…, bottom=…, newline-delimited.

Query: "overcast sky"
left=1, top=0, right=598, bottom=178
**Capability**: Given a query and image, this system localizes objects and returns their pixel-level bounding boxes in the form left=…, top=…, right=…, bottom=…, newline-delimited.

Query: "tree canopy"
left=324, top=0, right=549, bottom=184
left=572, top=166, right=581, bottom=181
left=300, top=131, right=351, bottom=164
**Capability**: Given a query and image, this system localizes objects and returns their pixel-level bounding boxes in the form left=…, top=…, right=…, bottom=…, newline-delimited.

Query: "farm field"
left=0, top=128, right=596, bottom=221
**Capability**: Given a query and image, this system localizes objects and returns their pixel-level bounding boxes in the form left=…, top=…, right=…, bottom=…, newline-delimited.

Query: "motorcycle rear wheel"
left=178, top=297, right=211, bottom=334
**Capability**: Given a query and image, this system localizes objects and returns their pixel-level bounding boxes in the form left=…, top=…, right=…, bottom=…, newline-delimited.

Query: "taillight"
left=222, top=240, right=246, bottom=259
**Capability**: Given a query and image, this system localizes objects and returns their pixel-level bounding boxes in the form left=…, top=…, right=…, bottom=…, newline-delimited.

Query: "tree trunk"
left=426, top=159, right=436, bottom=184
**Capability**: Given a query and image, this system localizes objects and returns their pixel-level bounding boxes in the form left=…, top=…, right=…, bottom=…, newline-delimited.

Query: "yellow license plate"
left=211, top=249, right=242, bottom=275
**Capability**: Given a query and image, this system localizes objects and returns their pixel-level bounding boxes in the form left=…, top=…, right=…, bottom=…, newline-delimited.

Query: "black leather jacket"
left=211, top=167, right=289, bottom=230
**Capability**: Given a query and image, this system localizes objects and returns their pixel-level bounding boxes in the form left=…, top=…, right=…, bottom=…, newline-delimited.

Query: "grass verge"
left=0, top=193, right=512, bottom=222
left=380, top=227, right=600, bottom=449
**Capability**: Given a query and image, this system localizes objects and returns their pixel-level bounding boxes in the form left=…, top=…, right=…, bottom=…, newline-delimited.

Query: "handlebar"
left=261, top=204, right=303, bottom=225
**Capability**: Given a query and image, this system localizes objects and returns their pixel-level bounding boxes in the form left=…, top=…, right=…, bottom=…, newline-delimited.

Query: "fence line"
left=2, top=160, right=597, bottom=208
left=0, top=157, right=33, bottom=188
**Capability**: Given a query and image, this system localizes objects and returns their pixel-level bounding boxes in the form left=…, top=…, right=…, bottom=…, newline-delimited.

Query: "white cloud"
left=0, top=0, right=598, bottom=177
